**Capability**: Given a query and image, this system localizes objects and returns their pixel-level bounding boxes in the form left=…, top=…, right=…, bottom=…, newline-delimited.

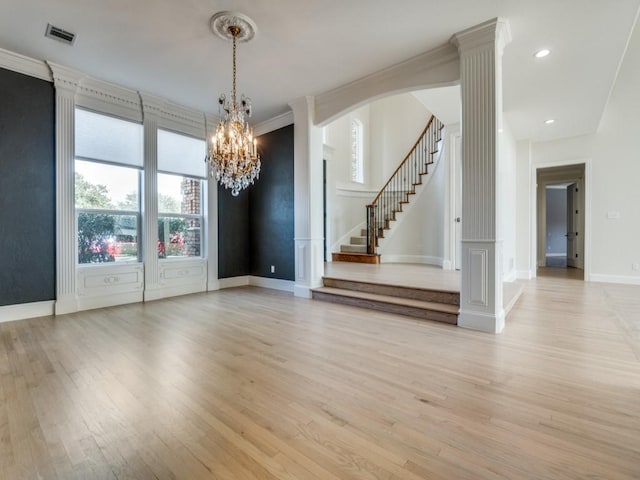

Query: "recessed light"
left=535, top=49, right=550, bottom=58
left=544, top=119, right=555, bottom=124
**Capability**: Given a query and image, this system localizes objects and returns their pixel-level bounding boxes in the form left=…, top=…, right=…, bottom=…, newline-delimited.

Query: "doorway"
left=536, top=164, right=586, bottom=279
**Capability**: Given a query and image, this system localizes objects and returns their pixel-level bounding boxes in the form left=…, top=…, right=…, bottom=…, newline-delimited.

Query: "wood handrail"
left=370, top=115, right=435, bottom=206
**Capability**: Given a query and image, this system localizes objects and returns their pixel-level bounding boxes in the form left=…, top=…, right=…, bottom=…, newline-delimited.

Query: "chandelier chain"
left=232, top=31, right=237, bottom=106
left=205, top=21, right=260, bottom=197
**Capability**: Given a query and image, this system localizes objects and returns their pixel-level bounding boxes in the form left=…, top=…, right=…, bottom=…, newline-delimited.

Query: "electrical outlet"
left=270, top=265, right=275, bottom=273
left=632, top=263, right=640, bottom=271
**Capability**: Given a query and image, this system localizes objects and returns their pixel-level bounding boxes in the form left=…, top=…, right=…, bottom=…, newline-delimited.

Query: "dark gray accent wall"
left=546, top=187, right=568, bottom=254
left=0, top=68, right=56, bottom=306
left=250, top=125, right=295, bottom=280
left=217, top=124, right=295, bottom=280
left=218, top=185, right=251, bottom=278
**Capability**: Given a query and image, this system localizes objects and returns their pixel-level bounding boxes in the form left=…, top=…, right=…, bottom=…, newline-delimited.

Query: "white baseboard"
left=0, top=300, right=55, bottom=323
left=458, top=309, right=505, bottom=334
left=503, top=270, right=516, bottom=282
left=217, top=276, right=250, bottom=289
left=516, top=270, right=533, bottom=280
left=218, top=275, right=295, bottom=293
left=249, top=276, right=295, bottom=292
left=294, top=285, right=312, bottom=298
left=144, top=281, right=207, bottom=302
left=545, top=253, right=567, bottom=257
left=589, top=273, right=640, bottom=285
left=381, top=255, right=443, bottom=266
left=442, top=259, right=453, bottom=270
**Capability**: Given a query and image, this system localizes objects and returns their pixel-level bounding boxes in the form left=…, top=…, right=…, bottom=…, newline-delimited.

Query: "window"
left=351, top=119, right=364, bottom=183
left=157, top=129, right=206, bottom=259
left=75, top=109, right=143, bottom=264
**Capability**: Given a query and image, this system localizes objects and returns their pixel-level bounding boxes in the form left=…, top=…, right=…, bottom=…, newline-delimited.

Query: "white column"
left=205, top=113, right=220, bottom=291
left=49, top=64, right=81, bottom=315
left=140, top=95, right=160, bottom=300
left=451, top=18, right=511, bottom=333
left=289, top=97, right=324, bottom=297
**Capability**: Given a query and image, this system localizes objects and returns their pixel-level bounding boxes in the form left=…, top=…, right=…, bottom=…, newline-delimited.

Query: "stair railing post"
left=366, top=204, right=377, bottom=254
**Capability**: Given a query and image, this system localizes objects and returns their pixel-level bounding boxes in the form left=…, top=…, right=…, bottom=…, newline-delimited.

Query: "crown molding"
left=0, top=47, right=51, bottom=81
left=254, top=110, right=294, bottom=137
left=47, top=62, right=83, bottom=91
left=140, top=92, right=206, bottom=138
left=76, top=76, right=142, bottom=122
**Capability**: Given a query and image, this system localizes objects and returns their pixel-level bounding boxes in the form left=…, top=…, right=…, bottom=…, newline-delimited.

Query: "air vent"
left=45, top=24, right=76, bottom=45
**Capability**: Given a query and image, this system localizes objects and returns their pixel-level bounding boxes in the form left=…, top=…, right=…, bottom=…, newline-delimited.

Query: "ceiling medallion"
left=210, top=11, right=257, bottom=42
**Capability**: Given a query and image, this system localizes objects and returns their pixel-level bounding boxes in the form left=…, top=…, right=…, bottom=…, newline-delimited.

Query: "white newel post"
left=49, top=63, right=81, bottom=315
left=289, top=97, right=324, bottom=298
left=451, top=19, right=511, bottom=333
left=140, top=95, right=161, bottom=300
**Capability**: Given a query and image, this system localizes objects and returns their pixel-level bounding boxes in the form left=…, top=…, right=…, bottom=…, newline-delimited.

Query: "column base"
left=294, top=237, right=324, bottom=299
left=458, top=309, right=505, bottom=333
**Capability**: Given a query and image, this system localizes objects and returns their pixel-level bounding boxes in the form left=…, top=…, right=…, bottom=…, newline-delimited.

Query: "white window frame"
left=74, top=107, right=143, bottom=265
left=157, top=172, right=205, bottom=260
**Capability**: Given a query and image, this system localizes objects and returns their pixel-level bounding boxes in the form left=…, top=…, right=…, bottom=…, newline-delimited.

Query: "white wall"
left=515, top=140, right=532, bottom=278
left=589, top=20, right=640, bottom=282
left=369, top=93, right=433, bottom=186
left=518, top=20, right=640, bottom=284
left=500, top=123, right=517, bottom=280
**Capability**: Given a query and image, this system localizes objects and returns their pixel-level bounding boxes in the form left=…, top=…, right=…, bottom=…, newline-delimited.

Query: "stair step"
left=340, top=244, right=367, bottom=253
left=322, top=277, right=459, bottom=305
left=331, top=252, right=380, bottom=264
left=350, top=236, right=367, bottom=245
left=311, top=287, right=458, bottom=325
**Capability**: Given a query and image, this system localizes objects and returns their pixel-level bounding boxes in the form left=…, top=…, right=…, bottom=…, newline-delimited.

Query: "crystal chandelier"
left=206, top=15, right=260, bottom=197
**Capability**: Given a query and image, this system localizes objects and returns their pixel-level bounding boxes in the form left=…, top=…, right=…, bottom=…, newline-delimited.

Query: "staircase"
left=312, top=276, right=459, bottom=325
left=331, top=228, right=380, bottom=264
left=332, top=115, right=444, bottom=263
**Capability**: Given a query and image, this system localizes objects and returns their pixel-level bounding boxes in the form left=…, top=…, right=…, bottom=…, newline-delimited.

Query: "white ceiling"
left=1, top=0, right=638, bottom=142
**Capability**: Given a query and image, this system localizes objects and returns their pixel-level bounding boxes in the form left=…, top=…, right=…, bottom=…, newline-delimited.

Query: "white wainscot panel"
left=78, top=263, right=144, bottom=296
left=160, top=259, right=206, bottom=284
left=154, top=258, right=208, bottom=300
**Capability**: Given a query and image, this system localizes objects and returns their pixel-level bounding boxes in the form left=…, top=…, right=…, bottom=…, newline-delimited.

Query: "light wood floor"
left=1, top=275, right=639, bottom=479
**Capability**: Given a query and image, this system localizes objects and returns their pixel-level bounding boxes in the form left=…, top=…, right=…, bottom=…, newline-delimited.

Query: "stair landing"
left=313, top=263, right=461, bottom=325
left=314, top=263, right=524, bottom=326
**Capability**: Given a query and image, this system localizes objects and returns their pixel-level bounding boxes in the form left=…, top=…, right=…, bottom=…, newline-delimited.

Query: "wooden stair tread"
left=332, top=252, right=380, bottom=264
left=322, top=276, right=458, bottom=295
left=312, top=287, right=459, bottom=314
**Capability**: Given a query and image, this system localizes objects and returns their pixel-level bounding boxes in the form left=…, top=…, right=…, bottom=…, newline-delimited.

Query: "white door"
left=566, top=183, right=578, bottom=267
left=454, top=135, right=462, bottom=270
